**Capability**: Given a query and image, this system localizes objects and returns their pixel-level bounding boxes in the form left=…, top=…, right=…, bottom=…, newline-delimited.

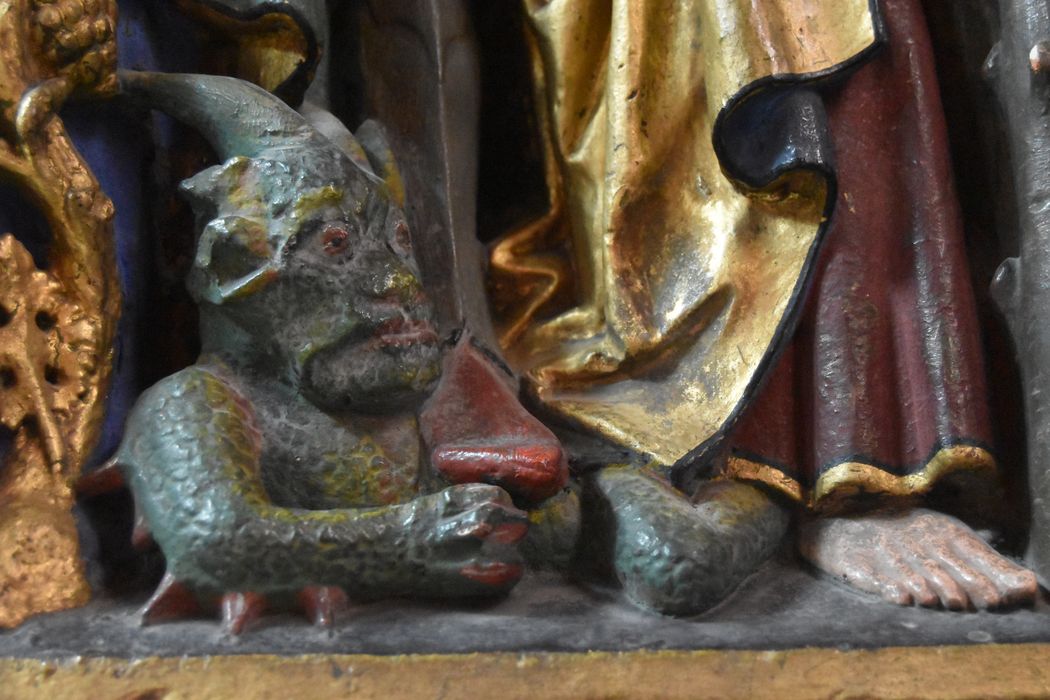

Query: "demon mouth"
left=373, top=317, right=440, bottom=348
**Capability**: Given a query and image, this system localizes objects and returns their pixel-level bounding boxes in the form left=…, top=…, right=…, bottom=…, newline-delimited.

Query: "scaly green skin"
left=114, top=72, right=525, bottom=602
left=117, top=364, right=522, bottom=598
left=584, top=467, right=789, bottom=616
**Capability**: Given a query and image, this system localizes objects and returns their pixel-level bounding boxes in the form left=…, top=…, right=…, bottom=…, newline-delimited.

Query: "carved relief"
left=0, top=0, right=119, bottom=627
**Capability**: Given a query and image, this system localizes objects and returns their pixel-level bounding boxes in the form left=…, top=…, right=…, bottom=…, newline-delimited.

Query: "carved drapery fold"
left=489, top=0, right=880, bottom=466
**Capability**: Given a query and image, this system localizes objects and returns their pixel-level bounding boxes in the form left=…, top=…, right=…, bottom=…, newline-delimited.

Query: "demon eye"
left=321, top=225, right=350, bottom=256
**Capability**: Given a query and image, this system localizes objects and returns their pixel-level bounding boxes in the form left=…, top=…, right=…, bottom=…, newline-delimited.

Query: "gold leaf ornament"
left=0, top=234, right=97, bottom=468
left=0, top=0, right=120, bottom=627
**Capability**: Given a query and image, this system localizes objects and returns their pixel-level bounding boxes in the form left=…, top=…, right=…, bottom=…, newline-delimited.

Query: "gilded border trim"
left=724, top=456, right=805, bottom=502
left=726, top=444, right=997, bottom=511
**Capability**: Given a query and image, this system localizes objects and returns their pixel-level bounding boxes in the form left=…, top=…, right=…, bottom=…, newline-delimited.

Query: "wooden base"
left=4, top=645, right=1050, bottom=699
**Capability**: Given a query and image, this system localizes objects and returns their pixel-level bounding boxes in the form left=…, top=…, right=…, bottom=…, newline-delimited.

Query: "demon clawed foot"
left=140, top=574, right=350, bottom=635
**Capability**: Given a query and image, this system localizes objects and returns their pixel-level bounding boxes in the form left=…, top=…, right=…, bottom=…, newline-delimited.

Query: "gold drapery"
left=489, top=0, right=878, bottom=465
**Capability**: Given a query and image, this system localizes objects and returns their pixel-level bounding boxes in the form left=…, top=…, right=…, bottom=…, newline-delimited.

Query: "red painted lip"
left=491, top=523, right=529, bottom=545
left=373, top=317, right=440, bottom=347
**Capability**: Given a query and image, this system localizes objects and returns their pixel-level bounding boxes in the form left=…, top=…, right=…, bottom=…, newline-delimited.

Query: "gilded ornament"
left=0, top=0, right=120, bottom=627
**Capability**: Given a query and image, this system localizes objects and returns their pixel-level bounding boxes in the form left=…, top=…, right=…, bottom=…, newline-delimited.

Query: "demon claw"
left=297, top=586, right=349, bottom=627
left=220, top=591, right=267, bottom=635
left=140, top=573, right=201, bottom=626
left=75, top=459, right=126, bottom=497
left=131, top=500, right=156, bottom=552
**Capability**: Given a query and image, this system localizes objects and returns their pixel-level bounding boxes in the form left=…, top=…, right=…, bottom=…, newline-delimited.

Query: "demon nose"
left=359, top=250, right=423, bottom=303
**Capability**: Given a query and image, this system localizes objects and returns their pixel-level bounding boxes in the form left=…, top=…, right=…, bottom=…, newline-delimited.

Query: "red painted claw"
left=459, top=562, right=524, bottom=587
left=420, top=333, right=569, bottom=503
left=75, top=459, right=125, bottom=497
left=131, top=500, right=156, bottom=552
left=75, top=459, right=158, bottom=552
left=140, top=573, right=202, bottom=625
left=141, top=576, right=351, bottom=631
left=297, top=586, right=349, bottom=627
left=220, top=591, right=267, bottom=635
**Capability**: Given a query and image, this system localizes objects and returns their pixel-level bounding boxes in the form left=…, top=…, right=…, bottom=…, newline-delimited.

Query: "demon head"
left=121, top=71, right=441, bottom=412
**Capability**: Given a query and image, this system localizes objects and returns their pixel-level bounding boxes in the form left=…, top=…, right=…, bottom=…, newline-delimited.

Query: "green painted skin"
left=581, top=467, right=789, bottom=616
left=114, top=72, right=526, bottom=601
left=118, top=363, right=522, bottom=598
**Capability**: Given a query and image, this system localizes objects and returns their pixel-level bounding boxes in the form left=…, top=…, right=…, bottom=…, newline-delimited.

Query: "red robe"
left=726, top=0, right=997, bottom=512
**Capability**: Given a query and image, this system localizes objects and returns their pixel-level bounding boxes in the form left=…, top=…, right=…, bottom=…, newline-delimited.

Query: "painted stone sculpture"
left=100, top=0, right=793, bottom=625
left=486, top=0, right=1038, bottom=613
left=109, top=70, right=575, bottom=631
left=0, top=0, right=1041, bottom=640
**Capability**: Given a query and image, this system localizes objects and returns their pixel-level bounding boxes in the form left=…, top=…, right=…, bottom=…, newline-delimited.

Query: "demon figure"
left=110, top=71, right=571, bottom=632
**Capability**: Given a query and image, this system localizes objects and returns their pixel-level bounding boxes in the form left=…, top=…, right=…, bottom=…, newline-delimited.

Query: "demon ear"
left=188, top=214, right=276, bottom=305
left=180, top=157, right=255, bottom=222
left=355, top=120, right=405, bottom=208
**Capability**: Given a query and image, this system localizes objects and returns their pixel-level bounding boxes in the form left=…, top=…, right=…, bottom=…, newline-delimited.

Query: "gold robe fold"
left=489, top=0, right=878, bottom=465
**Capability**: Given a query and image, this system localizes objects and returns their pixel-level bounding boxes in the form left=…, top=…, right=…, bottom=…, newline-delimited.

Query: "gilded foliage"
left=0, top=0, right=119, bottom=627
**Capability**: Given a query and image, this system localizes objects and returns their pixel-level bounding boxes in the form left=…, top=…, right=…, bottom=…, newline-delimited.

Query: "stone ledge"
left=3, top=561, right=1048, bottom=658
left=4, top=559, right=1050, bottom=698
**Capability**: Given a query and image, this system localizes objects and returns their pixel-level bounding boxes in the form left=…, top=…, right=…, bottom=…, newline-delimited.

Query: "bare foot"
left=798, top=508, right=1038, bottom=609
